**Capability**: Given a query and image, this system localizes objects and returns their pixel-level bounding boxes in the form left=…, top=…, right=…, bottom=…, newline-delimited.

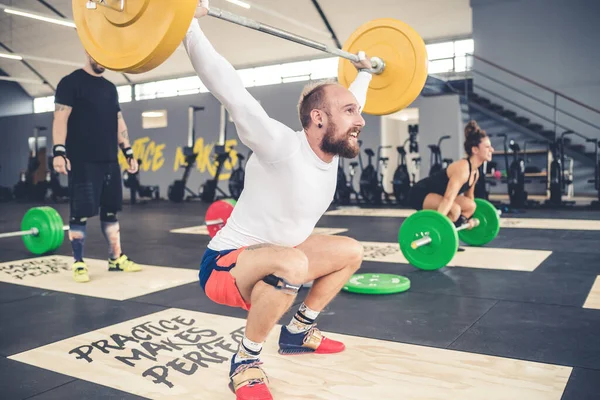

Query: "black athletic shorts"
left=407, top=185, right=429, bottom=210
left=68, top=162, right=122, bottom=218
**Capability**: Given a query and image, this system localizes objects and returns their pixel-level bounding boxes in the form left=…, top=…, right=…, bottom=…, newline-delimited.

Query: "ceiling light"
left=226, top=0, right=251, bottom=9
left=3, top=7, right=76, bottom=28
left=0, top=52, right=23, bottom=61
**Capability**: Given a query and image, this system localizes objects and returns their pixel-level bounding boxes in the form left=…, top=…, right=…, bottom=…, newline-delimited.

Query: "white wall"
left=417, top=94, right=465, bottom=177
left=471, top=0, right=600, bottom=141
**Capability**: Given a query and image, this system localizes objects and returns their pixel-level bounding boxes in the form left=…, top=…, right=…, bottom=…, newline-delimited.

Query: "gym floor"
left=1, top=200, right=600, bottom=399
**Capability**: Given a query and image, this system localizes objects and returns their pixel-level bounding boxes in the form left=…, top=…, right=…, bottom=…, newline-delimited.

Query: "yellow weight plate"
left=72, top=0, right=197, bottom=73
left=338, top=18, right=429, bottom=115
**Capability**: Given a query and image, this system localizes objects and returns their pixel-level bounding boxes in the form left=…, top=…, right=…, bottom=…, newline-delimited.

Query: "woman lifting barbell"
left=407, top=121, right=494, bottom=228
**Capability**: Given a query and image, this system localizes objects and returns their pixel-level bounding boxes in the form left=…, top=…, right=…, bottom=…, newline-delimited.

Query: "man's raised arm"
left=183, top=13, right=296, bottom=163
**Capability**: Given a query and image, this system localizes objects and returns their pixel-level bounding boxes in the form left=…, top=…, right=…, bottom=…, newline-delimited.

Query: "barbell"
left=0, top=207, right=68, bottom=255
left=398, top=198, right=501, bottom=270
left=0, top=198, right=236, bottom=255
left=73, top=0, right=429, bottom=115
left=205, top=197, right=500, bottom=272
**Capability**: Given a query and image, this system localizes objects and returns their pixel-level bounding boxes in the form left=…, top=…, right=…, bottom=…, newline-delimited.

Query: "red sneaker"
left=229, top=360, right=273, bottom=400
left=278, top=325, right=345, bottom=355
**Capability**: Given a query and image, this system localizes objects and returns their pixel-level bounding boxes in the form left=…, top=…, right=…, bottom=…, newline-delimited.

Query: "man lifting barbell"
left=186, top=2, right=373, bottom=398
left=52, top=52, right=141, bottom=283
left=71, top=0, right=428, bottom=397
left=407, top=120, right=494, bottom=227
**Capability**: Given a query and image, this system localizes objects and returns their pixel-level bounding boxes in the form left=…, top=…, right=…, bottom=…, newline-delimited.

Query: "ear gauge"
left=318, top=123, right=323, bottom=128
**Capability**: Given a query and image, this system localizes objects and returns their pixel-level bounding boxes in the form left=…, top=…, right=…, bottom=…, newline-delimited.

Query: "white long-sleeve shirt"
left=184, top=19, right=372, bottom=251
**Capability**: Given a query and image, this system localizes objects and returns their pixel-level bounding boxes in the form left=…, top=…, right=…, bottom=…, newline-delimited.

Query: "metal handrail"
left=466, top=53, right=600, bottom=115
left=429, top=53, right=600, bottom=140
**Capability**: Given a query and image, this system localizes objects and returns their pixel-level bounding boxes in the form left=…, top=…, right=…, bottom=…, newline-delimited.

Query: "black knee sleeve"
left=69, top=216, right=87, bottom=226
left=262, top=274, right=301, bottom=295
left=100, top=208, right=118, bottom=223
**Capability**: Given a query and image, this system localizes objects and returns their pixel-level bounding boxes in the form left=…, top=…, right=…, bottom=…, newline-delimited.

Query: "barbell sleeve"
left=457, top=218, right=480, bottom=232
left=0, top=225, right=69, bottom=240
left=410, top=218, right=480, bottom=249
left=411, top=236, right=432, bottom=249
left=0, top=229, right=38, bottom=239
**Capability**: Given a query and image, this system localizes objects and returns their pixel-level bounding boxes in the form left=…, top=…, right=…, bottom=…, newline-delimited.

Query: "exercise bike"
left=200, top=106, right=237, bottom=203
left=123, top=158, right=160, bottom=204
left=391, top=139, right=414, bottom=205
left=168, top=106, right=204, bottom=203
left=47, top=156, right=69, bottom=203
left=496, top=134, right=530, bottom=209
left=14, top=126, right=49, bottom=202
left=0, top=164, right=13, bottom=202
left=200, top=145, right=232, bottom=203
left=392, top=126, right=420, bottom=205
left=335, top=159, right=352, bottom=205
left=335, top=147, right=361, bottom=205
left=359, top=147, right=379, bottom=204
left=228, top=149, right=248, bottom=200
left=429, top=135, right=452, bottom=176
left=359, top=145, right=391, bottom=204
left=545, top=131, right=576, bottom=207
left=168, top=145, right=199, bottom=203
left=377, top=147, right=393, bottom=203
left=589, top=138, right=600, bottom=209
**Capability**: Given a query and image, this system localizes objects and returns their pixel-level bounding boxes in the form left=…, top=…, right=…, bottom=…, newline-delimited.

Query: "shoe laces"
left=231, top=360, right=267, bottom=385
left=114, top=255, right=134, bottom=265
left=303, top=324, right=324, bottom=345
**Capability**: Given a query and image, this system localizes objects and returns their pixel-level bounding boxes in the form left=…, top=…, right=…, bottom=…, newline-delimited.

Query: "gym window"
left=117, top=85, right=133, bottom=103
left=33, top=96, right=55, bottom=113
left=142, top=109, right=168, bottom=129
left=33, top=38, right=473, bottom=108
left=426, top=38, right=475, bottom=75
left=33, top=85, right=132, bottom=113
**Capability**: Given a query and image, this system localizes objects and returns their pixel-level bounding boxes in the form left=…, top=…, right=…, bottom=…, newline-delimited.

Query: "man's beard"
left=320, top=121, right=359, bottom=158
left=91, top=62, right=105, bottom=74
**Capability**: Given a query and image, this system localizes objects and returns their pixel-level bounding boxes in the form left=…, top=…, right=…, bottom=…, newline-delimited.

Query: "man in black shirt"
left=52, top=52, right=141, bottom=283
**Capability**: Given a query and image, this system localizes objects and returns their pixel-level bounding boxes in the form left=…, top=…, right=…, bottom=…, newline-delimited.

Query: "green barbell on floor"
left=398, top=198, right=501, bottom=270
left=0, top=207, right=67, bottom=255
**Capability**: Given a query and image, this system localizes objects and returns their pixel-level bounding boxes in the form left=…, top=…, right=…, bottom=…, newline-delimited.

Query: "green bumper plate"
left=21, top=207, right=60, bottom=255
left=399, top=210, right=458, bottom=270
left=343, top=273, right=411, bottom=294
left=458, top=198, right=500, bottom=246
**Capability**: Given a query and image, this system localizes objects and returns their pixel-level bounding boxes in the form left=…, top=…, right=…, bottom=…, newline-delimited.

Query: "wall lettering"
left=173, top=138, right=239, bottom=180
left=118, top=136, right=166, bottom=172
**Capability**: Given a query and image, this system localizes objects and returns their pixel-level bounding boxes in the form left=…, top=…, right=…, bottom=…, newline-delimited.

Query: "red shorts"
left=199, top=247, right=251, bottom=311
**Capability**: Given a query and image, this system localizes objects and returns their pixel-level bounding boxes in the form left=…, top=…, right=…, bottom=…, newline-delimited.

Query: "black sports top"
left=414, top=158, right=476, bottom=196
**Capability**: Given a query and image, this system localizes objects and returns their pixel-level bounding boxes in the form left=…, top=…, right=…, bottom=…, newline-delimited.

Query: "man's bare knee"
left=345, top=238, right=364, bottom=271
left=273, top=249, right=308, bottom=284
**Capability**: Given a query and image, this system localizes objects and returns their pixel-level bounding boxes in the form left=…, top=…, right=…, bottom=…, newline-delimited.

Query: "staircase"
left=421, top=56, right=600, bottom=196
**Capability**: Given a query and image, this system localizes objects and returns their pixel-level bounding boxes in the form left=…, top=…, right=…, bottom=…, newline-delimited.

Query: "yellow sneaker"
left=108, top=254, right=142, bottom=272
left=72, top=261, right=90, bottom=283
